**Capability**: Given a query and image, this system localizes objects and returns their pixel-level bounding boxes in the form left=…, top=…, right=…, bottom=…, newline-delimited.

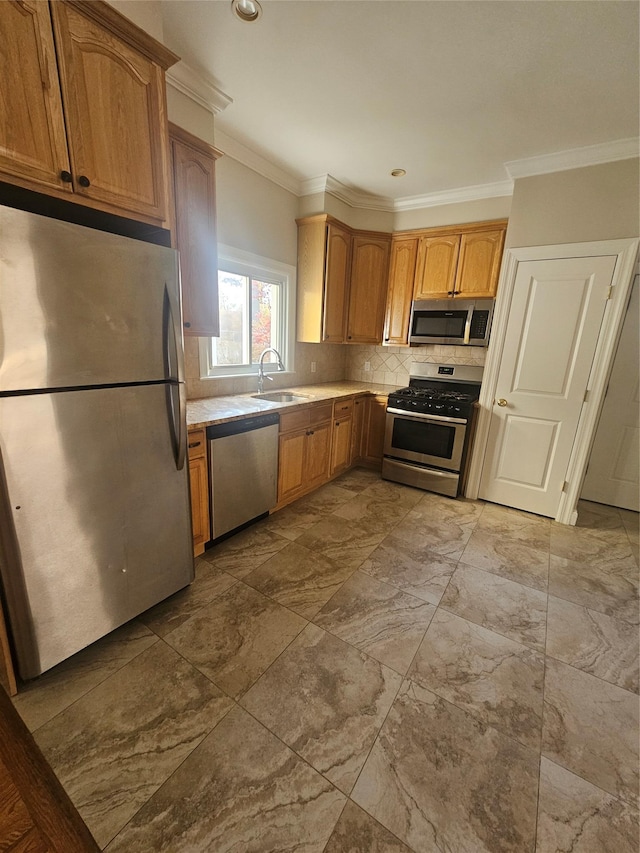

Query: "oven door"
left=384, top=408, right=467, bottom=472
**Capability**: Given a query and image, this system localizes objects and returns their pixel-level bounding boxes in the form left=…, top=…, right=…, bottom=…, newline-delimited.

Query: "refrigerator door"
left=0, top=206, right=183, bottom=392
left=0, top=384, right=194, bottom=679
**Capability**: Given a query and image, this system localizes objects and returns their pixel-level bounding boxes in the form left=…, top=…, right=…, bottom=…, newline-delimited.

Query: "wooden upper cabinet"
left=0, top=1, right=71, bottom=194
left=0, top=1, right=178, bottom=225
left=296, top=214, right=390, bottom=345
left=414, top=234, right=461, bottom=299
left=347, top=234, right=391, bottom=343
left=51, top=2, right=174, bottom=222
left=454, top=229, right=505, bottom=298
left=384, top=237, right=418, bottom=345
left=323, top=222, right=351, bottom=342
left=170, top=124, right=222, bottom=337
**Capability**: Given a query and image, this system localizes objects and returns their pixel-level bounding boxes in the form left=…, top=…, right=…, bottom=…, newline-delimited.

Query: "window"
left=199, top=245, right=296, bottom=378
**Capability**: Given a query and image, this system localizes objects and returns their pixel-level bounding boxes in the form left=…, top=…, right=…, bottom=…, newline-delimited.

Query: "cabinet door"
left=347, top=235, right=390, bottom=343
left=0, top=1, right=71, bottom=193
left=330, top=415, right=353, bottom=476
left=278, top=429, right=307, bottom=503
left=51, top=2, right=170, bottom=222
left=364, top=396, right=387, bottom=464
left=454, top=229, right=505, bottom=298
left=171, top=130, right=220, bottom=337
left=414, top=234, right=460, bottom=299
left=304, top=421, right=332, bottom=488
left=323, top=222, right=351, bottom=342
left=189, top=455, right=210, bottom=557
left=384, top=237, right=418, bottom=345
left=350, top=396, right=366, bottom=462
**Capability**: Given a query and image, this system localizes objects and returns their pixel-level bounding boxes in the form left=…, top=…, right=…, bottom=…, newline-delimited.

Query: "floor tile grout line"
left=534, top=547, right=552, bottom=853
left=15, top=628, right=163, bottom=736
left=543, top=586, right=640, bottom=630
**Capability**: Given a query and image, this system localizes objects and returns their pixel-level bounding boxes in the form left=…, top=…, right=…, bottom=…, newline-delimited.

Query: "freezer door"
left=0, top=384, right=193, bottom=679
left=0, top=206, right=183, bottom=391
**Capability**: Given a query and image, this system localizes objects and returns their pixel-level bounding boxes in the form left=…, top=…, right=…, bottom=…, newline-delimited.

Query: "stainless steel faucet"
left=257, top=347, right=285, bottom=393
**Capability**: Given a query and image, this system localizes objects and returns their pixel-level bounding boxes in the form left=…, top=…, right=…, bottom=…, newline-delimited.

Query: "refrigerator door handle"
left=166, top=382, right=186, bottom=471
left=163, top=284, right=185, bottom=384
left=175, top=383, right=186, bottom=471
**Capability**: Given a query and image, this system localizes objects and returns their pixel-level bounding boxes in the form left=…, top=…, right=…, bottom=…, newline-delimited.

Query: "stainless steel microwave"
left=409, top=298, right=495, bottom=347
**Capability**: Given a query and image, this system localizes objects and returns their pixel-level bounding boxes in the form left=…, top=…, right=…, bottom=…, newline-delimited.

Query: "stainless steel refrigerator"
left=0, top=206, right=194, bottom=680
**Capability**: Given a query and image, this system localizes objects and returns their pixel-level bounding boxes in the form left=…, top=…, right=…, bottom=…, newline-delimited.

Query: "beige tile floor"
left=12, top=470, right=640, bottom=852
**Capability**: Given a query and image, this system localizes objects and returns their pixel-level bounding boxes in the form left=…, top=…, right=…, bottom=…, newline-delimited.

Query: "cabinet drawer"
left=309, top=403, right=333, bottom=426
left=333, top=397, right=353, bottom=417
left=187, top=429, right=206, bottom=460
left=280, top=408, right=312, bottom=433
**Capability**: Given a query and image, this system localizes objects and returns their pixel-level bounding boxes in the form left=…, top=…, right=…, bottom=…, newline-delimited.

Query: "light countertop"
left=186, top=381, right=395, bottom=430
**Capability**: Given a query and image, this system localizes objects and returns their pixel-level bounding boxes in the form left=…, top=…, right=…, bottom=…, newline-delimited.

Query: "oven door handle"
left=386, top=407, right=468, bottom=425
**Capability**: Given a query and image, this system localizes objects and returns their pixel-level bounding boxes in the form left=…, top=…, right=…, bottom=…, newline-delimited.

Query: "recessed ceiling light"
left=231, top=0, right=262, bottom=22
left=390, top=169, right=406, bottom=177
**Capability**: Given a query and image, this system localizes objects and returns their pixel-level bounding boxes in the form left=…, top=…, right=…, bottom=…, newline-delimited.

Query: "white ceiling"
left=159, top=0, right=639, bottom=203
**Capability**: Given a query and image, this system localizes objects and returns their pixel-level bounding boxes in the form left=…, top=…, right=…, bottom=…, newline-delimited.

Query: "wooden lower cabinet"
left=363, top=395, right=388, bottom=464
left=277, top=404, right=332, bottom=506
left=187, top=429, right=209, bottom=557
left=330, top=415, right=352, bottom=476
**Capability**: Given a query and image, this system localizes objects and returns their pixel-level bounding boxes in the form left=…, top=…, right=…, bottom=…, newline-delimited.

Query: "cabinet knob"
left=348, top=335, right=352, bottom=340
left=184, top=321, right=191, bottom=328
left=60, top=170, right=72, bottom=183
left=78, top=175, right=91, bottom=188
left=454, top=290, right=461, bottom=295
left=447, top=291, right=454, bottom=296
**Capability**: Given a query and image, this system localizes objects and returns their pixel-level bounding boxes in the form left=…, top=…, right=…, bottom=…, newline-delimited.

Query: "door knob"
left=497, top=398, right=508, bottom=407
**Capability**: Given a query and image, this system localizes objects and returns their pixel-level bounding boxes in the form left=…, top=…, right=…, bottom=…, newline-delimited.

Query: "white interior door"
left=581, top=273, right=639, bottom=510
left=479, top=255, right=617, bottom=517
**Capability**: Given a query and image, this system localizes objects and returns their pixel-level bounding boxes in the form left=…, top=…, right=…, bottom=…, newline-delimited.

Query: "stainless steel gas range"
left=382, top=362, right=483, bottom=498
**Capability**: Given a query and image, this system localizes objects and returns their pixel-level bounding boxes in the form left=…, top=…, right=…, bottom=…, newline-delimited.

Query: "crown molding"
left=213, top=129, right=303, bottom=195
left=393, top=180, right=514, bottom=211
left=505, top=137, right=639, bottom=180
left=301, top=174, right=394, bottom=211
left=166, top=62, right=233, bottom=115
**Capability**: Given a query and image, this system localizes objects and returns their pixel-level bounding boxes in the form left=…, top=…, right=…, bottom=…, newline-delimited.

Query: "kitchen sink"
left=251, top=392, right=308, bottom=403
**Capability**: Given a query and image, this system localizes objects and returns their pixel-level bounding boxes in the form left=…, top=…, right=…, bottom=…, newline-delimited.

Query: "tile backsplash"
left=185, top=337, right=484, bottom=399
left=344, top=344, right=486, bottom=387
left=185, top=338, right=346, bottom=399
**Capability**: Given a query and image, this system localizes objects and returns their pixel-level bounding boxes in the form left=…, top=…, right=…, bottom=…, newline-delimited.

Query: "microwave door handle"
left=463, top=307, right=473, bottom=344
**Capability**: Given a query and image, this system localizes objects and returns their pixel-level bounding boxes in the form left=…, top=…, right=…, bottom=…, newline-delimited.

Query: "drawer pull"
left=188, top=440, right=201, bottom=448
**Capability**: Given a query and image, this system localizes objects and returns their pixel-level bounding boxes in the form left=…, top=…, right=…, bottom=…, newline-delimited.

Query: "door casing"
left=465, top=238, right=639, bottom=525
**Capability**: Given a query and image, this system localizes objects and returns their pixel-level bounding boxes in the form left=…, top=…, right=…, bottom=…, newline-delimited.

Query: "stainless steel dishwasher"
left=206, top=412, right=280, bottom=540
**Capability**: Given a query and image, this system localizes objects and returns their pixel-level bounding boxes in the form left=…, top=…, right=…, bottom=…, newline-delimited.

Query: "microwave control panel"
left=469, top=310, right=490, bottom=339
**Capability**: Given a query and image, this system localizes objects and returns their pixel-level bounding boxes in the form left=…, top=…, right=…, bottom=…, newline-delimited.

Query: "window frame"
left=198, top=244, right=296, bottom=379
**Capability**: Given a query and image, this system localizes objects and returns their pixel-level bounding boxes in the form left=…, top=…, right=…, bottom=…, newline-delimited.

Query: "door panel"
left=0, top=1, right=72, bottom=192
left=581, top=275, right=639, bottom=510
left=0, top=208, right=181, bottom=391
left=480, top=255, right=617, bottom=517
left=0, top=384, right=192, bottom=678
left=323, top=224, right=350, bottom=342
left=495, top=417, right=559, bottom=487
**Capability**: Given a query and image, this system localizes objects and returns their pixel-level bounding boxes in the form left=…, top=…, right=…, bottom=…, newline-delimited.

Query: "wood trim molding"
left=168, top=122, right=223, bottom=160
left=392, top=218, right=509, bottom=239
left=61, top=0, right=180, bottom=68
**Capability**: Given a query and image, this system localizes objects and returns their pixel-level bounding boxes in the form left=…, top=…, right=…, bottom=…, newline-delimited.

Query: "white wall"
left=506, top=158, right=639, bottom=248
left=394, top=195, right=512, bottom=232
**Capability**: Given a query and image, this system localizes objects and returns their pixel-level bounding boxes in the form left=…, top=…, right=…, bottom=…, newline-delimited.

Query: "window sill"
left=198, top=370, right=296, bottom=382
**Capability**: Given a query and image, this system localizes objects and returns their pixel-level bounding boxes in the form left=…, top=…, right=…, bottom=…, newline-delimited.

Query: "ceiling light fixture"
left=390, top=169, right=406, bottom=177
left=231, top=0, right=263, bottom=22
